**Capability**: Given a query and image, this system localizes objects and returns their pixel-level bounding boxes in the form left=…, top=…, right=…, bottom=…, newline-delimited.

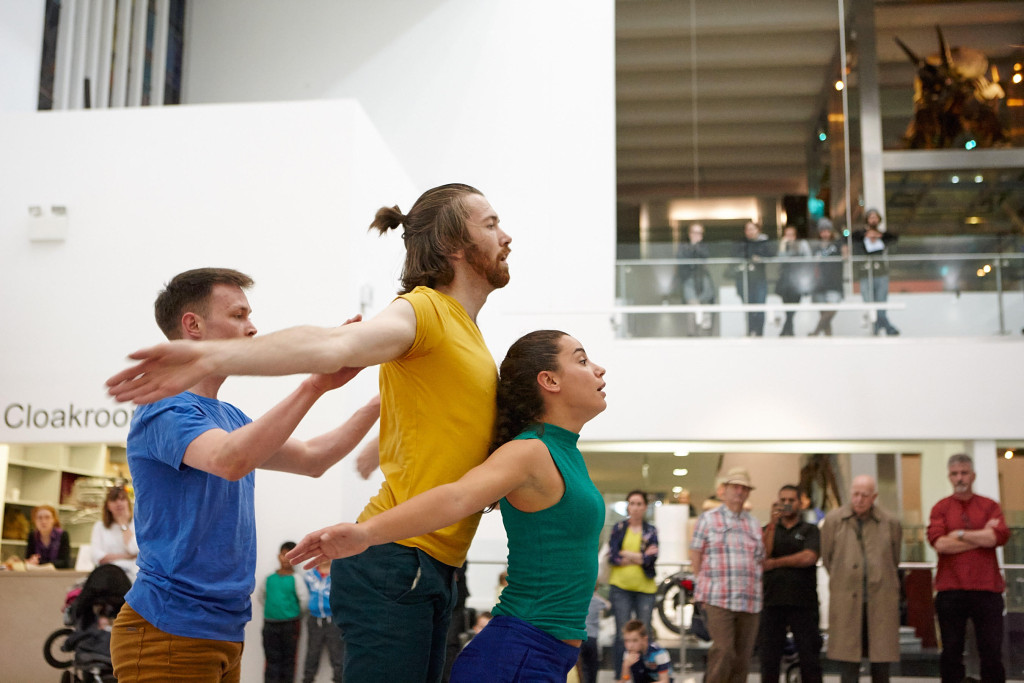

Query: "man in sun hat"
left=690, top=466, right=764, bottom=683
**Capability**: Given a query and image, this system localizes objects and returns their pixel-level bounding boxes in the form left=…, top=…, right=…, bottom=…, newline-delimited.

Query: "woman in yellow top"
left=608, top=490, right=660, bottom=675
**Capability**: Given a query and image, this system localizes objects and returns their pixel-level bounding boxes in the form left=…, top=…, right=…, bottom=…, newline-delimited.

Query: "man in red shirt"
left=927, top=454, right=1010, bottom=683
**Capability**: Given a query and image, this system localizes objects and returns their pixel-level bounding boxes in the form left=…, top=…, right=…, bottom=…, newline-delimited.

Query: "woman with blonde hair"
left=90, top=486, right=139, bottom=580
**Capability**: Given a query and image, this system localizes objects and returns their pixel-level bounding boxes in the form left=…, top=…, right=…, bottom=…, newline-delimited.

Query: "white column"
left=850, top=0, right=887, bottom=218
left=95, top=0, right=116, bottom=108
left=69, top=0, right=91, bottom=109
left=52, top=0, right=78, bottom=109
left=127, top=0, right=148, bottom=106
left=83, top=0, right=103, bottom=107
left=968, top=440, right=999, bottom=501
left=150, top=0, right=169, bottom=106
left=110, top=0, right=133, bottom=107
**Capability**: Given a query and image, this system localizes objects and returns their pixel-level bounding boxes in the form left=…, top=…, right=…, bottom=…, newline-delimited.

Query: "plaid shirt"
left=690, top=505, right=764, bottom=613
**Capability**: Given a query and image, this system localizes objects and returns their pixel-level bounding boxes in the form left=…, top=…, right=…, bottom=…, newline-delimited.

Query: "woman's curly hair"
left=491, top=330, right=568, bottom=452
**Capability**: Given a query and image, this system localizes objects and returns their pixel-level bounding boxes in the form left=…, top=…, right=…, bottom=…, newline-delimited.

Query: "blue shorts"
left=451, top=615, right=580, bottom=683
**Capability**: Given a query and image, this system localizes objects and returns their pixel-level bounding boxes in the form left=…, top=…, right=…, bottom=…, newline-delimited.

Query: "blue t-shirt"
left=124, top=391, right=255, bottom=641
left=629, top=642, right=673, bottom=682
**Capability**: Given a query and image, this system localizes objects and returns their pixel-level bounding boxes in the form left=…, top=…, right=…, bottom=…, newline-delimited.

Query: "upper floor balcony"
left=615, top=235, right=1024, bottom=338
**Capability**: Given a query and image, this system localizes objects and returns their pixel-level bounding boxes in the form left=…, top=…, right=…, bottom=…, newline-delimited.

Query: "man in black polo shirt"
left=760, top=485, right=823, bottom=683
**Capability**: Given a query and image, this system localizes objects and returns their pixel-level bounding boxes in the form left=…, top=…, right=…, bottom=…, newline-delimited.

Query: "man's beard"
left=465, top=244, right=510, bottom=289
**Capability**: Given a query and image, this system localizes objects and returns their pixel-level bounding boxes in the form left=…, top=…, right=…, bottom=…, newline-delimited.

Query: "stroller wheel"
left=43, top=627, right=75, bottom=669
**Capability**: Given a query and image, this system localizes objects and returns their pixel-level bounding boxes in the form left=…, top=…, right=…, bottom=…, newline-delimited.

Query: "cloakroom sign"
left=3, top=403, right=135, bottom=430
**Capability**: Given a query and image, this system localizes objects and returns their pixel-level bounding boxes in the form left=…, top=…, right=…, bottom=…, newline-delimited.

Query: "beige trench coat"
left=820, top=503, right=902, bottom=662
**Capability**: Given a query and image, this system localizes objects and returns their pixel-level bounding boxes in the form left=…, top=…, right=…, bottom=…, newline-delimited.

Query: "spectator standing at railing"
left=820, top=475, right=902, bottom=683
left=809, top=218, right=846, bottom=336
left=734, top=221, right=774, bottom=336
left=676, top=222, right=716, bottom=335
left=852, top=209, right=899, bottom=336
left=927, top=453, right=1010, bottom=683
left=776, top=226, right=812, bottom=336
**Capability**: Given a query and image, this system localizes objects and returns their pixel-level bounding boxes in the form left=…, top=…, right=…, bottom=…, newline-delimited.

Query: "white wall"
left=3, top=1, right=1023, bottom=678
left=183, top=0, right=619, bottom=317
left=0, top=0, right=45, bottom=112
left=0, top=100, right=417, bottom=680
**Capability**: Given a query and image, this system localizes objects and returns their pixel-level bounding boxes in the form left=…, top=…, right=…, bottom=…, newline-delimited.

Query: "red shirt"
left=927, top=493, right=1009, bottom=593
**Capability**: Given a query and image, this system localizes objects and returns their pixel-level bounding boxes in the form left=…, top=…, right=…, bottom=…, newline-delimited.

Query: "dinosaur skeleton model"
left=895, top=26, right=1007, bottom=149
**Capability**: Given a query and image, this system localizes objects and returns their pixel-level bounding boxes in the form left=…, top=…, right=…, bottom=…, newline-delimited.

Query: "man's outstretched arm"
left=180, top=367, right=365, bottom=481
left=262, top=394, right=381, bottom=477
left=107, top=299, right=416, bottom=404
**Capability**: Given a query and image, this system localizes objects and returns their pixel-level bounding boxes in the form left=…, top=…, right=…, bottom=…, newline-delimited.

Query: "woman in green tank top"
left=287, top=330, right=609, bottom=682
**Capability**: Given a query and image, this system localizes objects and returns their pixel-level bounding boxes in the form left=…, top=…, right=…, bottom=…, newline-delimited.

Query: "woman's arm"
left=287, top=439, right=548, bottom=568
left=25, top=532, right=38, bottom=562
left=641, top=524, right=659, bottom=573
left=261, top=394, right=381, bottom=477
left=55, top=531, right=71, bottom=569
left=607, top=521, right=629, bottom=566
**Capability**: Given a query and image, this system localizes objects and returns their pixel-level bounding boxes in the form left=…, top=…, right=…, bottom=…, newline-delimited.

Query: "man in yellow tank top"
left=105, top=184, right=512, bottom=682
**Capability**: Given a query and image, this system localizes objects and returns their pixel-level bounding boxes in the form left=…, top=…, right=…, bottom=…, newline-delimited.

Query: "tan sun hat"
left=720, top=466, right=755, bottom=490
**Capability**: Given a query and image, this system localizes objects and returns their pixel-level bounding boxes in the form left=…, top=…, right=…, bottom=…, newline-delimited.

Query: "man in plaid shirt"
left=690, top=467, right=764, bottom=683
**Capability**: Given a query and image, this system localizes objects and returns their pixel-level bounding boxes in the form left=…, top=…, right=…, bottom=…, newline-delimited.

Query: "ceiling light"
left=977, top=268, right=986, bottom=277
left=673, top=468, right=689, bottom=477
left=983, top=264, right=992, bottom=273
left=1014, top=73, right=1023, bottom=84
left=951, top=175, right=960, bottom=184
left=668, top=197, right=760, bottom=222
left=674, top=450, right=689, bottom=457
left=672, top=486, right=683, bottom=494
left=974, top=175, right=984, bottom=183
left=1004, top=450, right=1014, bottom=459
left=834, top=80, right=844, bottom=91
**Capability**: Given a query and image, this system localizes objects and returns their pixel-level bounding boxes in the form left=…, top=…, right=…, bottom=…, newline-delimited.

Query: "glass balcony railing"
left=615, top=239, right=1024, bottom=338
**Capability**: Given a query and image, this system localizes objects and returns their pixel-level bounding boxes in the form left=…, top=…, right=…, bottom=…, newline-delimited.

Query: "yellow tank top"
left=609, top=528, right=657, bottom=593
left=357, top=287, right=497, bottom=567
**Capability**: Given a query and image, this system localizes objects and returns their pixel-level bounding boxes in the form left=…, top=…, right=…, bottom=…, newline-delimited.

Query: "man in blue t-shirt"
left=621, top=619, right=673, bottom=683
left=110, top=268, right=380, bottom=683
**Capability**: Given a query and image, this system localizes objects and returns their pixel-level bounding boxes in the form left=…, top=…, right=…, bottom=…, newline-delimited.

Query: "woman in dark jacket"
left=810, top=218, right=847, bottom=336
left=607, top=490, right=659, bottom=676
left=26, top=504, right=71, bottom=568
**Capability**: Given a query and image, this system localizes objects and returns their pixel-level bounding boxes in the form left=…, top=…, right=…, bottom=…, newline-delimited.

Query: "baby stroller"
left=44, top=564, right=131, bottom=682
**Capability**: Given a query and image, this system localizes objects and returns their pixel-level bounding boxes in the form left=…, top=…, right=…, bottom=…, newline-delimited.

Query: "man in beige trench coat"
left=821, top=475, right=902, bottom=683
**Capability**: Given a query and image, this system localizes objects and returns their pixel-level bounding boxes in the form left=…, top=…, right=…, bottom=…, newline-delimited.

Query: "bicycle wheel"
left=655, top=574, right=683, bottom=634
left=43, top=627, right=75, bottom=669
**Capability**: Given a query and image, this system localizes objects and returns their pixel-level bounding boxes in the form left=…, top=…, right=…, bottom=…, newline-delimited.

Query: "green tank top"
left=264, top=573, right=300, bottom=621
left=491, top=423, right=606, bottom=641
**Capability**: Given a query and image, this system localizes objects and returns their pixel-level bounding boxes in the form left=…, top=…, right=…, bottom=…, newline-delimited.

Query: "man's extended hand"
left=355, top=436, right=380, bottom=479
left=106, top=341, right=212, bottom=404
